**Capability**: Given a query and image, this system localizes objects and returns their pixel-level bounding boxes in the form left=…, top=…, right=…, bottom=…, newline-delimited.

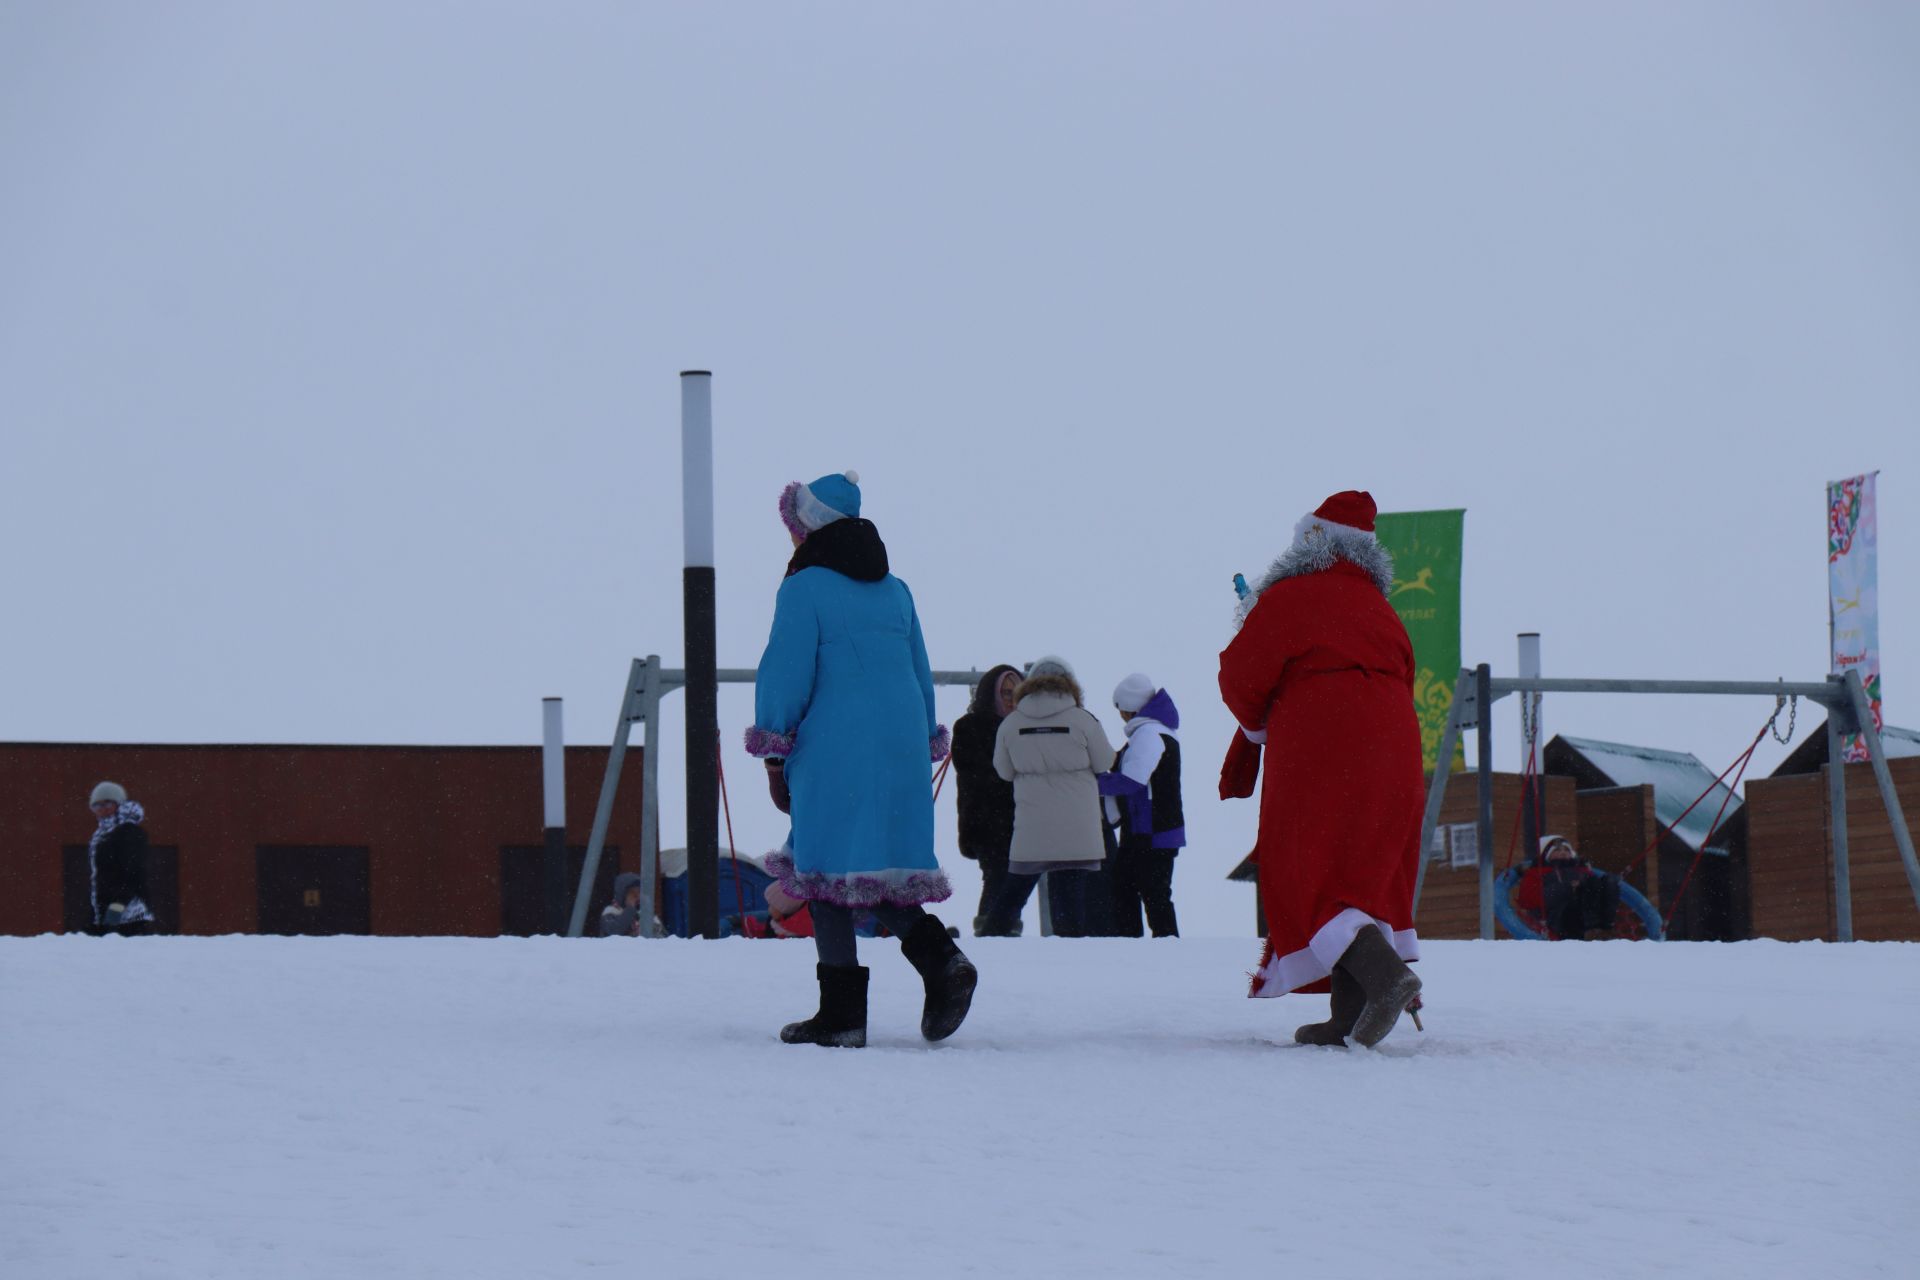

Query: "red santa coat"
left=1218, top=557, right=1424, bottom=998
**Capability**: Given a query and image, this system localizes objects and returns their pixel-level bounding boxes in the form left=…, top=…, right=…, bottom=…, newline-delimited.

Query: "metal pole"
left=1826, top=702, right=1853, bottom=943
left=541, top=698, right=567, bottom=935
left=1487, top=676, right=1837, bottom=700
left=1844, top=669, right=1920, bottom=915
left=636, top=656, right=664, bottom=937
left=1476, top=663, right=1495, bottom=940
left=1414, top=669, right=1472, bottom=918
left=1517, top=634, right=1543, bottom=860
left=568, top=658, right=645, bottom=937
left=681, top=370, right=720, bottom=940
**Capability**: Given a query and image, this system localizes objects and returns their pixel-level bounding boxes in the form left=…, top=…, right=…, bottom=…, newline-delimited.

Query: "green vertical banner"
left=1374, top=509, right=1466, bottom=773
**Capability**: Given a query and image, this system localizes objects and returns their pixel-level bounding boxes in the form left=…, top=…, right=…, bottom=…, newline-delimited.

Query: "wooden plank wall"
left=1841, top=757, right=1920, bottom=941
left=1747, top=773, right=1829, bottom=940
left=1746, top=757, right=1920, bottom=941
left=1571, top=784, right=1659, bottom=914
left=1413, top=773, right=1579, bottom=940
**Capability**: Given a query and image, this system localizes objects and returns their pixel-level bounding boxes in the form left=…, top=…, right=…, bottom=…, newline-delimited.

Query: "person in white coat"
left=992, top=656, right=1117, bottom=933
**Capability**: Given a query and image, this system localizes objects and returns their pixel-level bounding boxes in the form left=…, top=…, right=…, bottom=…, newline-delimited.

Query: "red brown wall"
left=1413, top=772, right=1579, bottom=940
left=1747, top=756, right=1920, bottom=942
left=0, top=743, right=648, bottom=936
left=1573, top=784, right=1660, bottom=913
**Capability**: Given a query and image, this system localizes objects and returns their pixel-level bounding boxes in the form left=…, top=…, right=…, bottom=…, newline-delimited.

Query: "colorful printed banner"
left=1827, top=473, right=1882, bottom=762
left=1375, top=509, right=1466, bottom=772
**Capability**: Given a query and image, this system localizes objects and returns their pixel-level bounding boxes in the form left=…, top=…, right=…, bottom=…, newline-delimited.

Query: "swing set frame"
left=1416, top=666, right=1919, bottom=942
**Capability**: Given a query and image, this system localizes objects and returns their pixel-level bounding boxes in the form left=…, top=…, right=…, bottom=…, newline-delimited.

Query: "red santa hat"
left=1292, top=490, right=1378, bottom=549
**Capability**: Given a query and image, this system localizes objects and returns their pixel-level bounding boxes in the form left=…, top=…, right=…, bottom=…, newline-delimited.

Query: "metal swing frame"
left=1415, top=666, right=1918, bottom=942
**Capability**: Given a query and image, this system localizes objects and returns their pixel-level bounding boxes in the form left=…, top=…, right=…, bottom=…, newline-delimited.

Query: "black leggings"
left=1111, top=849, right=1179, bottom=937
left=812, top=901, right=929, bottom=967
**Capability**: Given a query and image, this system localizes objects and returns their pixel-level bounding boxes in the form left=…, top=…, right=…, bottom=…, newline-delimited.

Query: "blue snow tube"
left=1493, top=865, right=1664, bottom=941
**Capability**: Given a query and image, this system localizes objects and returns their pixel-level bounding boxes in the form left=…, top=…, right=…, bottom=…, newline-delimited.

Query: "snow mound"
left=3, top=935, right=1914, bottom=1278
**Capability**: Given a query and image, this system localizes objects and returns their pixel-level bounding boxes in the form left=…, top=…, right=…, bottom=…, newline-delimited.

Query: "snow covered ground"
left=5, top=934, right=1915, bottom=1279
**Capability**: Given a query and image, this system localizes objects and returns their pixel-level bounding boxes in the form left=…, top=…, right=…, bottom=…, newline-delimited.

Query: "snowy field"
left=5, top=935, right=1915, bottom=1279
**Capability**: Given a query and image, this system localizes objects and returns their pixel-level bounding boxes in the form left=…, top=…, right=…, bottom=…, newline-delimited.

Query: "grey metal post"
left=568, top=658, right=646, bottom=937
left=541, top=698, right=567, bottom=934
left=681, top=371, right=720, bottom=939
left=1518, top=633, right=1543, bottom=859
left=1413, top=668, right=1473, bottom=918
left=1826, top=702, right=1853, bottom=942
left=1844, top=669, right=1920, bottom=915
left=1476, top=663, right=1496, bottom=940
left=636, top=656, right=664, bottom=937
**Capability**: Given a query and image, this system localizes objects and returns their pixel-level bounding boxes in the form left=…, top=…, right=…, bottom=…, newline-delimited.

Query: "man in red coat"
left=1218, top=490, right=1424, bottom=1048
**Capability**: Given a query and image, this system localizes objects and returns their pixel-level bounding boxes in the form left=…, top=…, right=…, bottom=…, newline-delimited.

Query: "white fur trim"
left=843, top=469, right=860, bottom=484
left=793, top=484, right=847, bottom=532
left=1292, top=512, right=1376, bottom=549
left=1232, top=530, right=1396, bottom=630
left=1251, top=908, right=1420, bottom=999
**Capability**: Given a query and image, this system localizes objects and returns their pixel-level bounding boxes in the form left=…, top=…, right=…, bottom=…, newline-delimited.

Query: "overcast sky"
left=4, top=2, right=1915, bottom=935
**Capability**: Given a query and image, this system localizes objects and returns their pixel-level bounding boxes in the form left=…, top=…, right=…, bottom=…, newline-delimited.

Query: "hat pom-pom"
left=843, top=469, right=860, bottom=485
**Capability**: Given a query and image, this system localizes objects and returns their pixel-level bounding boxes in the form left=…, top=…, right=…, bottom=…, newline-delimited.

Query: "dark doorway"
left=257, top=845, right=372, bottom=935
left=62, top=844, right=180, bottom=934
left=499, top=845, right=620, bottom=936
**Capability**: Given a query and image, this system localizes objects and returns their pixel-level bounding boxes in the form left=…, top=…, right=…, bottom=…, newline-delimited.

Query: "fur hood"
left=1233, top=527, right=1394, bottom=630
left=1014, top=672, right=1083, bottom=706
left=970, top=663, right=1022, bottom=718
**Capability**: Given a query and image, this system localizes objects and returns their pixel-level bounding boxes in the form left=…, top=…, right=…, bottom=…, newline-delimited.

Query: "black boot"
left=1336, top=926, right=1422, bottom=1049
left=1293, top=967, right=1364, bottom=1046
left=899, top=915, right=977, bottom=1042
left=780, top=963, right=868, bottom=1048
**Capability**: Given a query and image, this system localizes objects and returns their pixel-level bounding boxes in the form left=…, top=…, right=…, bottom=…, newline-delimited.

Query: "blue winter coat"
left=748, top=521, right=951, bottom=907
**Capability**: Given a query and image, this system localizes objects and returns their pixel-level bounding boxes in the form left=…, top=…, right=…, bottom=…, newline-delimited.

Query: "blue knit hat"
left=780, top=470, right=862, bottom=538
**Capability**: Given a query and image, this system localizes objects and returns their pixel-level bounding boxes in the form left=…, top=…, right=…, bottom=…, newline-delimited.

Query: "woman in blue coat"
left=746, top=470, right=978, bottom=1048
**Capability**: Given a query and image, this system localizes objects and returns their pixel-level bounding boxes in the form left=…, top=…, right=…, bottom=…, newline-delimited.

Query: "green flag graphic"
left=1375, top=509, right=1466, bottom=772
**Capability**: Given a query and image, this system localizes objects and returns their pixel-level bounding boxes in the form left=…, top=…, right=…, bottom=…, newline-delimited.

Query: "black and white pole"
left=682, top=371, right=721, bottom=940
left=542, top=697, right=567, bottom=935
left=1518, top=633, right=1543, bottom=859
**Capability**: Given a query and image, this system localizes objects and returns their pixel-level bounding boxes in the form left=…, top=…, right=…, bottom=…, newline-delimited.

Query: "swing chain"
left=1769, top=691, right=1798, bottom=745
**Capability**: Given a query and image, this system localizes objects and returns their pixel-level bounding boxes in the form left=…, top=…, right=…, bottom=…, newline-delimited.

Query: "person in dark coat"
left=1519, top=835, right=1623, bottom=940
left=952, top=663, right=1023, bottom=935
left=86, top=781, right=154, bottom=936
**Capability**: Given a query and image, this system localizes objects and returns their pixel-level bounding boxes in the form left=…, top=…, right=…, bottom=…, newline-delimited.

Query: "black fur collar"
left=786, top=518, right=890, bottom=583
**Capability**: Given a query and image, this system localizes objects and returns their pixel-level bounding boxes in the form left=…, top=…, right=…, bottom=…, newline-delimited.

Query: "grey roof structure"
left=1548, top=735, right=1743, bottom=853
left=1770, top=721, right=1920, bottom=777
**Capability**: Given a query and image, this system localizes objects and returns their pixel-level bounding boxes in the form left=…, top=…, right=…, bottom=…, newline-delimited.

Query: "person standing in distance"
left=86, top=781, right=155, bottom=936
left=992, top=656, right=1117, bottom=935
left=951, top=664, right=1025, bottom=935
left=1099, top=673, right=1185, bottom=937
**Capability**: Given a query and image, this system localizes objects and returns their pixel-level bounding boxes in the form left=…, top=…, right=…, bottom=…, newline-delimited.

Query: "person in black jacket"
left=86, top=781, right=155, bottom=936
left=951, top=663, right=1025, bottom=935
